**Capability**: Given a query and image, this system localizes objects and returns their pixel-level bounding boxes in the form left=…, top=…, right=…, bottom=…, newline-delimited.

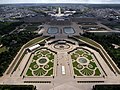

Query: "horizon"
left=0, top=0, right=120, bottom=4
left=0, top=3, right=120, bottom=5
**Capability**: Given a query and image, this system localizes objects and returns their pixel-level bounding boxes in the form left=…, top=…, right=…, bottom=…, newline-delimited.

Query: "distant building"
left=48, top=7, right=72, bottom=25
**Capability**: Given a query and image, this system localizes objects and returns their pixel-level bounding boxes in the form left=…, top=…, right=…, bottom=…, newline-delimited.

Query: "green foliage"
left=30, top=62, right=39, bottom=70
left=0, top=22, right=23, bottom=35
left=35, top=52, right=43, bottom=59
left=72, top=48, right=101, bottom=76
left=46, top=53, right=54, bottom=60
left=0, top=22, right=11, bottom=29
left=41, top=50, right=50, bottom=55
left=26, top=49, right=54, bottom=76
left=26, top=69, right=33, bottom=76
left=76, top=64, right=83, bottom=69
left=25, top=37, right=43, bottom=48
left=47, top=62, right=53, bottom=68
left=0, top=85, right=35, bottom=90
left=71, top=53, right=79, bottom=60
left=94, top=68, right=101, bottom=76
left=104, top=23, right=120, bottom=29
left=84, top=54, right=93, bottom=60
left=75, top=50, right=84, bottom=55
left=45, top=69, right=53, bottom=76
left=88, top=61, right=97, bottom=69
left=77, top=36, right=100, bottom=47
left=33, top=68, right=46, bottom=76
left=81, top=68, right=93, bottom=76
left=33, top=56, right=39, bottom=60
left=0, top=46, right=8, bottom=54
left=44, top=65, right=50, bottom=70
left=93, top=85, right=120, bottom=90
left=0, top=31, right=38, bottom=76
left=73, top=61, right=79, bottom=67
left=25, top=26, right=38, bottom=31
left=83, top=33, right=120, bottom=68
left=74, top=68, right=82, bottom=76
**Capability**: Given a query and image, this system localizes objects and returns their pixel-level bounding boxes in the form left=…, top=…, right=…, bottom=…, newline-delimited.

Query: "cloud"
left=0, top=0, right=120, bottom=4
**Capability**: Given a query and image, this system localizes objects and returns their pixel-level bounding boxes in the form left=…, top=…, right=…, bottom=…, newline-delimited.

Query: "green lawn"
left=30, top=62, right=39, bottom=70
left=94, top=68, right=101, bottom=76
left=75, top=50, right=84, bottom=55
left=71, top=48, right=101, bottom=76
left=41, top=50, right=50, bottom=55
left=33, top=68, right=46, bottom=76
left=46, top=53, right=54, bottom=60
left=84, top=54, right=93, bottom=60
left=77, top=36, right=100, bottom=48
left=45, top=69, right=53, bottom=76
left=74, top=68, right=82, bottom=76
left=26, top=69, right=33, bottom=76
left=33, top=54, right=42, bottom=60
left=73, top=61, right=83, bottom=70
left=0, top=46, right=8, bottom=53
left=25, top=37, right=44, bottom=48
left=89, top=61, right=97, bottom=69
left=81, top=68, right=93, bottom=76
left=26, top=49, right=55, bottom=76
left=73, top=61, right=79, bottom=67
left=71, top=53, right=79, bottom=60
left=33, top=55, right=39, bottom=60
left=25, top=26, right=38, bottom=31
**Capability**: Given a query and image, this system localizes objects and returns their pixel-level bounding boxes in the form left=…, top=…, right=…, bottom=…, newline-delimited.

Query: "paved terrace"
left=0, top=22, right=120, bottom=90
left=42, top=22, right=83, bottom=37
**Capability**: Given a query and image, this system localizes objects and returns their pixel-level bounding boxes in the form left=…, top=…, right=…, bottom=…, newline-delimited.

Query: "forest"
left=0, top=31, right=38, bottom=76
left=0, top=22, right=23, bottom=35
left=83, top=32, right=120, bottom=68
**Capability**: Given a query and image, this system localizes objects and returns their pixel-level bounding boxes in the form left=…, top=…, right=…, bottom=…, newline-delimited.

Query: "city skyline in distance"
left=0, top=0, right=120, bottom=4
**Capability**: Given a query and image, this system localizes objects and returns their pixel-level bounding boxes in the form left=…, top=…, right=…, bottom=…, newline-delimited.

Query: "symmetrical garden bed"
left=26, top=49, right=55, bottom=76
left=71, top=48, right=101, bottom=76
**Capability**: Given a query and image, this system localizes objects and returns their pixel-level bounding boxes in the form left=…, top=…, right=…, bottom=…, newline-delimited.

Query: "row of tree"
left=0, top=85, right=36, bottom=90
left=93, top=85, right=120, bottom=90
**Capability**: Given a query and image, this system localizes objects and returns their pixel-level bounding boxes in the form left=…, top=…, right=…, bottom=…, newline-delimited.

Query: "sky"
left=0, top=0, right=120, bottom=4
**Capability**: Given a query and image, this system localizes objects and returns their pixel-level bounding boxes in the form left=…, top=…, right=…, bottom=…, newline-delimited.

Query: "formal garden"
left=26, top=49, right=55, bottom=76
left=71, top=48, right=101, bottom=76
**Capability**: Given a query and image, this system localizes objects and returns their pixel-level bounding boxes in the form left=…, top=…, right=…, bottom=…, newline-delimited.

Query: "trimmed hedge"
left=93, top=85, right=120, bottom=90
left=0, top=85, right=35, bottom=90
